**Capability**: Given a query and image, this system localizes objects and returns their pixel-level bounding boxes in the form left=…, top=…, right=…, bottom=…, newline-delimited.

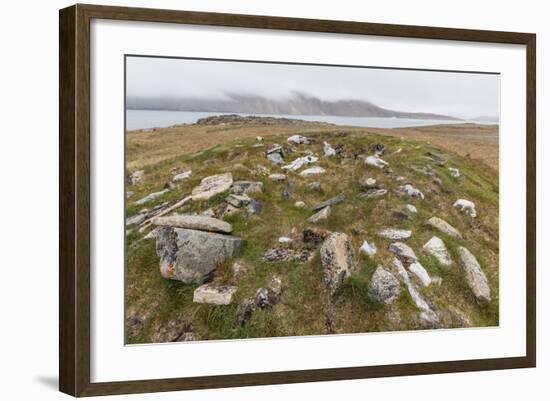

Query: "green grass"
left=125, top=128, right=499, bottom=343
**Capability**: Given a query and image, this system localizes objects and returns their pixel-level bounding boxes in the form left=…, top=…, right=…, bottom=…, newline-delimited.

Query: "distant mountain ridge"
left=127, top=92, right=459, bottom=120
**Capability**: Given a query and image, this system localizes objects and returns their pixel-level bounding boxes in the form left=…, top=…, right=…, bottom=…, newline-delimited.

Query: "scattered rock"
left=358, top=188, right=387, bottom=198
left=399, top=184, right=425, bottom=199
left=226, top=193, right=251, bottom=208
left=368, top=266, right=401, bottom=304
left=359, top=240, right=377, bottom=256
left=408, top=261, right=432, bottom=287
left=143, top=227, right=161, bottom=240
left=306, top=181, right=322, bottom=191
left=454, top=199, right=477, bottom=218
left=294, top=201, right=306, bottom=208
left=365, top=155, right=388, bottom=168
left=156, top=227, right=245, bottom=284
left=256, top=136, right=263, bottom=141
left=269, top=173, right=286, bottom=182
left=391, top=258, right=438, bottom=323
left=152, top=215, right=232, bottom=234
left=427, top=217, right=462, bottom=239
left=299, top=166, right=326, bottom=176
left=378, top=228, right=412, bottom=240
left=231, top=180, right=264, bottom=195
left=232, top=261, right=249, bottom=278
left=406, top=204, right=417, bottom=213
left=307, top=206, right=331, bottom=223
left=389, top=242, right=417, bottom=264
left=457, top=247, right=491, bottom=302
left=191, top=173, right=233, bottom=201
left=134, top=189, right=169, bottom=205
left=449, top=167, right=460, bottom=178
left=423, top=236, right=453, bottom=267
left=287, top=134, right=309, bottom=144
left=128, top=170, right=144, bottom=186
left=173, top=170, right=192, bottom=181
left=244, top=200, right=263, bottom=218
left=278, top=236, right=293, bottom=244
left=283, top=155, right=318, bottom=171
left=369, top=143, right=386, bottom=156
left=320, top=232, right=355, bottom=295
left=359, top=177, right=378, bottom=189
left=126, top=191, right=134, bottom=199
left=324, top=142, right=336, bottom=156
left=256, top=164, right=269, bottom=174
left=266, top=144, right=285, bottom=164
left=126, top=213, right=147, bottom=226
left=193, top=284, right=238, bottom=305
left=164, top=181, right=176, bottom=190
left=313, top=194, right=346, bottom=211
left=237, top=277, right=283, bottom=324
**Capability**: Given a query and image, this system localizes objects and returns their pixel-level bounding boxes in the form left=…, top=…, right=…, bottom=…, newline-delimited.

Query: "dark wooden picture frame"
left=59, top=3, right=536, bottom=397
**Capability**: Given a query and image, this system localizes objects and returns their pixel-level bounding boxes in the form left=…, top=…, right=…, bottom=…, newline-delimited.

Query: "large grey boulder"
left=156, top=227, right=245, bottom=284
left=190, top=173, right=233, bottom=201
left=457, top=247, right=491, bottom=302
left=423, top=236, right=453, bottom=266
left=427, top=217, right=463, bottom=239
left=368, top=266, right=401, bottom=304
left=193, top=284, right=237, bottom=305
left=152, top=215, right=232, bottom=234
left=320, top=232, right=354, bottom=295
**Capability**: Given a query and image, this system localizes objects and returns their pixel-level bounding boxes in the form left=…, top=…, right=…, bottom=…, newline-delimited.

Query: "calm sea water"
left=126, top=109, right=495, bottom=131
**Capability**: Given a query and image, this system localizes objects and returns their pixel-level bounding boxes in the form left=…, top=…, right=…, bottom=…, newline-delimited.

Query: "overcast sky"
left=126, top=56, right=500, bottom=119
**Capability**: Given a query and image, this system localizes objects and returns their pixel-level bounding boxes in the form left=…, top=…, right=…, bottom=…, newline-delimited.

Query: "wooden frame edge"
left=59, top=3, right=536, bottom=397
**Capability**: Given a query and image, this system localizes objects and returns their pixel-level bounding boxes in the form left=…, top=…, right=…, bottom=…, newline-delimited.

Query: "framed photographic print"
left=59, top=4, right=536, bottom=397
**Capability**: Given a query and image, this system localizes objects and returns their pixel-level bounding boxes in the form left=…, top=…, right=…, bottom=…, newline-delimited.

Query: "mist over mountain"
left=126, top=92, right=458, bottom=120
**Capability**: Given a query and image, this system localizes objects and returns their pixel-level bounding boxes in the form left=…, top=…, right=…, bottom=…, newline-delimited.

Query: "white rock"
left=191, top=173, right=233, bottom=201
left=423, top=236, right=453, bottom=266
left=449, top=167, right=460, bottom=177
left=128, top=170, right=144, bottom=185
left=323, top=142, right=336, bottom=156
left=299, top=166, right=326, bottom=176
left=457, top=247, right=491, bottom=301
left=400, top=184, right=425, bottom=199
left=365, top=155, right=389, bottom=168
left=392, top=258, right=438, bottom=323
left=287, top=134, right=309, bottom=144
left=406, top=204, right=417, bottom=213
left=278, top=236, right=293, bottom=244
left=269, top=173, right=286, bottom=182
left=193, top=284, right=238, bottom=305
left=294, top=201, right=306, bottom=208
left=427, top=217, right=463, bottom=239
left=256, top=136, right=264, bottom=141
left=378, top=228, right=412, bottom=240
left=408, top=261, right=432, bottom=287
left=282, top=155, right=318, bottom=171
left=359, top=240, right=377, bottom=256
left=454, top=199, right=477, bottom=218
left=173, top=170, right=192, bottom=181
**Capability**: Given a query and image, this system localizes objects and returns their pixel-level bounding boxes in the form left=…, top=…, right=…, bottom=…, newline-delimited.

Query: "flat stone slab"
left=193, top=284, right=238, bottom=305
left=152, top=215, right=232, bottom=234
left=313, top=194, right=346, bottom=211
left=457, top=246, right=491, bottom=302
left=389, top=242, right=417, bottom=263
left=299, top=166, right=326, bottom=176
left=307, top=206, right=331, bottom=223
left=423, top=236, right=453, bottom=267
left=173, top=170, right=192, bottom=181
left=427, top=217, right=462, bottom=239
left=191, top=173, right=233, bottom=201
left=378, top=228, right=412, bottom=240
left=134, top=189, right=169, bottom=205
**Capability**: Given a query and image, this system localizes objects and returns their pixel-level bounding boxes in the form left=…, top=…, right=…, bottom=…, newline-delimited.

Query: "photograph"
left=124, top=55, right=500, bottom=344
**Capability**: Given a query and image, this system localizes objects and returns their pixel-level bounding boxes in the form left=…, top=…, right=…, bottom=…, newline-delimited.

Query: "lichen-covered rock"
left=368, top=266, right=401, bottom=304
left=231, top=180, right=264, bottom=195
left=190, top=173, right=233, bottom=201
left=408, top=261, right=432, bottom=287
left=225, top=193, right=252, bottom=208
left=152, top=215, right=232, bottom=234
left=423, top=236, right=453, bottom=266
left=307, top=206, right=331, bottom=223
left=127, top=170, right=144, bottom=186
left=378, top=228, right=412, bottom=240
left=237, top=277, right=283, bottom=324
left=151, top=318, right=196, bottom=343
left=427, top=216, right=462, bottom=239
left=320, top=233, right=354, bottom=295
left=457, top=247, right=491, bottom=301
left=193, top=284, right=237, bottom=305
left=156, top=227, right=245, bottom=283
